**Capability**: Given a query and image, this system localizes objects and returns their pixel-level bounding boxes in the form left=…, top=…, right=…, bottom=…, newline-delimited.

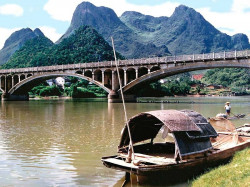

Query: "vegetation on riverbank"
left=202, top=68, right=249, bottom=95
left=28, top=70, right=248, bottom=99
left=135, top=68, right=249, bottom=97
left=191, top=148, right=250, bottom=187
left=29, top=78, right=107, bottom=98
left=129, top=74, right=195, bottom=97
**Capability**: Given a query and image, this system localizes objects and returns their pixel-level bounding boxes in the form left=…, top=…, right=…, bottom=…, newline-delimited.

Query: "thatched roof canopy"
left=119, top=110, right=218, bottom=157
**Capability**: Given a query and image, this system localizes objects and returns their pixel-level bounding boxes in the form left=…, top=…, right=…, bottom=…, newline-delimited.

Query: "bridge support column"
left=112, top=71, right=119, bottom=91
left=2, top=93, right=29, bottom=101
left=135, top=69, right=138, bottom=79
left=124, top=70, right=127, bottom=86
left=12, top=77, right=14, bottom=88
left=108, top=91, right=136, bottom=103
left=102, top=71, right=105, bottom=85
left=4, top=77, right=6, bottom=92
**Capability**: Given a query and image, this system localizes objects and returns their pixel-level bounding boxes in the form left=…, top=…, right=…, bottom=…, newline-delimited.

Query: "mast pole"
left=111, top=37, right=135, bottom=162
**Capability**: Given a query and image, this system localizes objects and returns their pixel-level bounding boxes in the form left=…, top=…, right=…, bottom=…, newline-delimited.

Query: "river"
left=0, top=96, right=249, bottom=186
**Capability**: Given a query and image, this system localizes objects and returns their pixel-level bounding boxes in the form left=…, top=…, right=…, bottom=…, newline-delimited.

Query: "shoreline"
left=27, top=95, right=250, bottom=103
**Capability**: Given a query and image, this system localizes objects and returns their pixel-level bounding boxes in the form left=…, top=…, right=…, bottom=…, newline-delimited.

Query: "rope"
left=111, top=37, right=135, bottom=161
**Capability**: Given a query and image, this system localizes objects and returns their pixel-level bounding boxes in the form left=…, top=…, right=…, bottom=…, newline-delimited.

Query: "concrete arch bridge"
left=0, top=50, right=249, bottom=102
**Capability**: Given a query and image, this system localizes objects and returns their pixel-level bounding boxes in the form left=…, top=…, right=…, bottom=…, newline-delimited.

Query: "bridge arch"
left=75, top=70, right=83, bottom=74
left=104, top=69, right=112, bottom=89
left=122, top=61, right=250, bottom=93
left=115, top=68, right=125, bottom=87
left=84, top=70, right=92, bottom=78
left=13, top=75, right=19, bottom=86
left=27, top=73, right=32, bottom=78
left=138, top=67, right=148, bottom=77
left=93, top=69, right=102, bottom=82
left=6, top=75, right=12, bottom=92
left=0, top=76, right=5, bottom=92
left=8, top=72, right=112, bottom=95
left=126, top=68, right=136, bottom=84
left=150, top=66, right=160, bottom=72
left=20, top=74, right=26, bottom=81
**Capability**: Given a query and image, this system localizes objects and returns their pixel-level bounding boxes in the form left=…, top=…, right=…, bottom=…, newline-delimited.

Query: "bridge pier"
left=2, top=93, right=29, bottom=101
left=108, top=91, right=136, bottom=103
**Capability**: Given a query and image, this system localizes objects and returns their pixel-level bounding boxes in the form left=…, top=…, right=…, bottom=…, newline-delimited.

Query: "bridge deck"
left=0, top=50, right=249, bottom=74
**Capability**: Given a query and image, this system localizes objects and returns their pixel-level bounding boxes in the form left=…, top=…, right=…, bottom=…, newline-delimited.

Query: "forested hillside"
left=0, top=28, right=45, bottom=65
left=2, top=26, right=123, bottom=69
left=202, top=68, right=249, bottom=92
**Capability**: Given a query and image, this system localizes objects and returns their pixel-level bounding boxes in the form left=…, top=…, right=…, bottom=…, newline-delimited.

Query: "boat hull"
left=102, top=141, right=249, bottom=178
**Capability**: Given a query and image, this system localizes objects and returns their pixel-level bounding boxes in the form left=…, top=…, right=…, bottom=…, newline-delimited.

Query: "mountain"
left=2, top=34, right=53, bottom=69
left=59, top=2, right=249, bottom=58
left=2, top=26, right=123, bottom=69
left=2, top=2, right=250, bottom=68
left=0, top=28, right=45, bottom=65
left=120, top=5, right=250, bottom=55
left=58, top=1, right=171, bottom=58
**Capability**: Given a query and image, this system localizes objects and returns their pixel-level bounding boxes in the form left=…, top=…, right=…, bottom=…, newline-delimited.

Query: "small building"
left=46, top=77, right=65, bottom=89
left=191, top=74, right=204, bottom=81
left=55, top=77, right=65, bottom=89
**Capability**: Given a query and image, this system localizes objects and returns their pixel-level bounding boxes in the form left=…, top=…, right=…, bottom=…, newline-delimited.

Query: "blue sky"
left=0, top=0, right=250, bottom=49
left=127, top=0, right=233, bottom=12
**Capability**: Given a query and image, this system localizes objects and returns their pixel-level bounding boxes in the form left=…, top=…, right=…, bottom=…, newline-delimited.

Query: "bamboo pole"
left=111, top=37, right=135, bottom=162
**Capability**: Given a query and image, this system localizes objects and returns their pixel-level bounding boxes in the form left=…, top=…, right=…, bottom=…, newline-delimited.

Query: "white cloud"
left=44, top=0, right=179, bottom=22
left=197, top=0, right=250, bottom=40
left=232, top=0, right=250, bottom=12
left=0, top=4, right=23, bottom=17
left=44, top=0, right=82, bottom=22
left=0, top=27, right=21, bottom=49
left=39, top=26, right=63, bottom=43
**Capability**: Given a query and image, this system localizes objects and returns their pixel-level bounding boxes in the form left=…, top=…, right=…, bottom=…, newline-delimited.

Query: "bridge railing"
left=0, top=50, right=249, bottom=74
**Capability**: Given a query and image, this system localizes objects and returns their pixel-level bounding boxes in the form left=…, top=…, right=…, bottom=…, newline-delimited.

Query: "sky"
left=0, top=0, right=250, bottom=49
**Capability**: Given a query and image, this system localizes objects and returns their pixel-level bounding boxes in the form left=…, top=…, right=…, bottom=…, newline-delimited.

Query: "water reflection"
left=0, top=96, right=249, bottom=186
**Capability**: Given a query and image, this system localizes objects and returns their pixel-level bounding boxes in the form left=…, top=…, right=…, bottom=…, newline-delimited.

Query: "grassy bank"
left=192, top=148, right=250, bottom=187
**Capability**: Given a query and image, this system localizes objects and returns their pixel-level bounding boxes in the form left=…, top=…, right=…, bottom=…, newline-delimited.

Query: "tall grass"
left=192, top=148, right=250, bottom=187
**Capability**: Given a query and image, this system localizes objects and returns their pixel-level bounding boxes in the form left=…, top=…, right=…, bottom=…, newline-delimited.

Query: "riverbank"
left=191, top=148, right=250, bottom=187
left=137, top=95, right=250, bottom=104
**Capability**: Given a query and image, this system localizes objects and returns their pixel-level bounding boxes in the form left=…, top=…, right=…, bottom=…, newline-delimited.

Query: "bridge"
left=0, top=50, right=249, bottom=102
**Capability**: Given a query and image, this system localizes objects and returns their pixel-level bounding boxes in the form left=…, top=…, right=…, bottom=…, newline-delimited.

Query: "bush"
left=39, top=85, right=62, bottom=96
left=66, top=85, right=96, bottom=98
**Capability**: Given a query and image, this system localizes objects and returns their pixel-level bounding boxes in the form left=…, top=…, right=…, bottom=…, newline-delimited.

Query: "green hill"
left=0, top=28, right=46, bottom=65
left=2, top=26, right=123, bottom=69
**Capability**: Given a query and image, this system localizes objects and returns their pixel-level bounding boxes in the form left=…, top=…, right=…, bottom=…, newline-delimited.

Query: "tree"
left=196, top=85, right=201, bottom=94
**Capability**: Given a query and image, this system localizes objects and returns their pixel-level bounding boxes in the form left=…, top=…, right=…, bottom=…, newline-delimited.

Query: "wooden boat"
left=101, top=109, right=250, bottom=182
left=216, top=113, right=246, bottom=120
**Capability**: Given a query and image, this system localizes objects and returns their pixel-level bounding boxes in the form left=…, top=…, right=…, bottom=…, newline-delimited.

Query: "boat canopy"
left=119, top=110, right=218, bottom=157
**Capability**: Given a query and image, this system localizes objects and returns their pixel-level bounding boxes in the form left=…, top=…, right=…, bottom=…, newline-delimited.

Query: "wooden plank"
left=103, top=158, right=139, bottom=169
left=119, top=153, right=176, bottom=165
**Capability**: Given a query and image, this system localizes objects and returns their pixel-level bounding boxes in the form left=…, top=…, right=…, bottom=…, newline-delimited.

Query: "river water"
left=0, top=96, right=249, bottom=186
